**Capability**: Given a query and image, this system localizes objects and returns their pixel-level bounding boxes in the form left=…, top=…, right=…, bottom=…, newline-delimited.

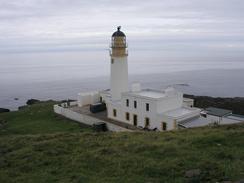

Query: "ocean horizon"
left=1, top=51, right=244, bottom=110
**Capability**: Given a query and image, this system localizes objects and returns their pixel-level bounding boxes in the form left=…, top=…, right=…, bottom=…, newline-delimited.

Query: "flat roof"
left=125, top=89, right=167, bottom=99
left=136, top=90, right=166, bottom=99
left=205, top=107, right=232, bottom=117
left=179, top=117, right=209, bottom=128
left=164, top=107, right=199, bottom=118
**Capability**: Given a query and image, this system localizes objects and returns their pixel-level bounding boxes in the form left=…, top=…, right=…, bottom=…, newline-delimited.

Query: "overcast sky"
left=0, top=0, right=244, bottom=56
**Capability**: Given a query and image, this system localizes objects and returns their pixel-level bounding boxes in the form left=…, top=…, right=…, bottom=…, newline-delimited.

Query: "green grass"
left=0, top=102, right=243, bottom=182
left=0, top=101, right=91, bottom=135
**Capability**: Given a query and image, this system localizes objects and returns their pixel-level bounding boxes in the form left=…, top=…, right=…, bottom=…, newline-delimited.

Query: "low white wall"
left=78, top=92, right=100, bottom=107
left=203, top=114, right=244, bottom=125
left=207, top=115, right=221, bottom=124
left=53, top=105, right=131, bottom=132
left=183, top=98, right=194, bottom=107
left=221, top=117, right=239, bottom=125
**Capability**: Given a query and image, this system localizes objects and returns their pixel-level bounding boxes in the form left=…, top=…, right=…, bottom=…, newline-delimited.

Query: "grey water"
left=1, top=50, right=244, bottom=110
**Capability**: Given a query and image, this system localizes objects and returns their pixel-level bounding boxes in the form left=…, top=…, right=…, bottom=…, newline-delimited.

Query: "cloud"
left=0, top=0, right=244, bottom=54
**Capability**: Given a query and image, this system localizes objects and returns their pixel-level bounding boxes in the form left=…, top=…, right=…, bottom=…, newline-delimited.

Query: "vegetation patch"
left=0, top=101, right=92, bottom=135
left=0, top=101, right=243, bottom=182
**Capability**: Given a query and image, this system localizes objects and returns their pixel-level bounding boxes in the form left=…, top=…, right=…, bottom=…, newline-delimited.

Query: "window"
left=162, top=122, right=167, bottom=131
left=145, top=117, right=150, bottom=128
left=133, top=114, right=137, bottom=126
left=173, top=120, right=177, bottom=129
left=100, top=97, right=103, bottom=102
left=146, top=103, right=149, bottom=111
left=113, top=109, right=117, bottom=117
left=126, top=99, right=129, bottom=107
left=134, top=101, right=137, bottom=108
left=111, top=58, right=114, bottom=64
left=125, top=112, right=130, bottom=121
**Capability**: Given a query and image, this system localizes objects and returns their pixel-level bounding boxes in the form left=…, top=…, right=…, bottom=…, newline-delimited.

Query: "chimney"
left=131, top=82, right=141, bottom=92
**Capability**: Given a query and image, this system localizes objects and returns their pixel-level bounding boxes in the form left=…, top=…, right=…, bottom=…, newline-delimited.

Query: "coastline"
left=2, top=95, right=244, bottom=116
left=1, top=69, right=244, bottom=110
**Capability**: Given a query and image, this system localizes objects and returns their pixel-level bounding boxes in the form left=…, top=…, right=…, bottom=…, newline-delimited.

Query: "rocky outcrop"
left=184, top=94, right=244, bottom=115
left=26, top=99, right=40, bottom=105
left=0, top=120, right=7, bottom=129
left=18, top=105, right=27, bottom=110
left=0, top=108, right=10, bottom=113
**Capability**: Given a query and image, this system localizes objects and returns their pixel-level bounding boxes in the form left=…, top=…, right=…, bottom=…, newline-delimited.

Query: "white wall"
left=156, top=94, right=183, bottom=113
left=183, top=98, right=194, bottom=107
left=78, top=92, right=100, bottom=107
left=54, top=104, right=131, bottom=132
left=207, top=115, right=221, bottom=124
left=110, top=56, right=128, bottom=100
left=156, top=115, right=175, bottom=131
left=107, top=90, right=186, bottom=131
left=221, top=117, right=243, bottom=124
left=122, top=94, right=158, bottom=127
left=107, top=98, right=122, bottom=122
left=107, top=95, right=178, bottom=131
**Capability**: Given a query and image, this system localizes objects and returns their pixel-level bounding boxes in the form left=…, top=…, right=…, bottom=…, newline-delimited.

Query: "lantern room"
left=110, top=26, right=128, bottom=57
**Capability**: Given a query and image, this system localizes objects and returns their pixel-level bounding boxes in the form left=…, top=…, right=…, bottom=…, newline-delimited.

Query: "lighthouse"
left=60, top=26, right=203, bottom=132
left=110, top=26, right=129, bottom=100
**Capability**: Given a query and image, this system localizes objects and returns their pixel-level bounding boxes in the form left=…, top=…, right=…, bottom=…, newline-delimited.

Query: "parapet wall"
left=53, top=104, right=131, bottom=132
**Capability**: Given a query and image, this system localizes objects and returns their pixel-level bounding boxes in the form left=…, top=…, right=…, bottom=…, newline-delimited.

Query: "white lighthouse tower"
left=110, top=26, right=129, bottom=100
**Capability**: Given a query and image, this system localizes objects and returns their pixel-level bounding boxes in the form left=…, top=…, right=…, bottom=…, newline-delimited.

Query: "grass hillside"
left=0, top=102, right=243, bottom=183
left=0, top=101, right=91, bottom=135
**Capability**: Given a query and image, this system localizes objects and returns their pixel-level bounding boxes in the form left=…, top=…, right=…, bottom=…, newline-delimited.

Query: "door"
left=162, top=122, right=167, bottom=131
left=133, top=114, right=137, bottom=126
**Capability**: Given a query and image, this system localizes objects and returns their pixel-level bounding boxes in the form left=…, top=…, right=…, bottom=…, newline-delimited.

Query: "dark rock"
left=61, top=99, right=75, bottom=103
left=0, top=108, right=10, bottom=113
left=0, top=120, right=7, bottom=129
left=185, top=169, right=201, bottom=178
left=18, top=105, right=27, bottom=110
left=26, top=99, right=40, bottom=105
left=183, top=94, right=244, bottom=115
left=14, top=98, right=19, bottom=100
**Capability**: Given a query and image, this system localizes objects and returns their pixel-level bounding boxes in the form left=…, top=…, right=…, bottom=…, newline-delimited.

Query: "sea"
left=1, top=50, right=244, bottom=110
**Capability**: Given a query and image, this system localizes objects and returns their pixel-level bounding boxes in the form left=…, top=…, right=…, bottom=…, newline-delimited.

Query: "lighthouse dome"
left=112, top=26, right=126, bottom=37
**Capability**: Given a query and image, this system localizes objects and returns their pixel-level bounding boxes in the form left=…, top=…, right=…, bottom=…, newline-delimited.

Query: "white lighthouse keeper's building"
left=78, top=27, right=201, bottom=131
